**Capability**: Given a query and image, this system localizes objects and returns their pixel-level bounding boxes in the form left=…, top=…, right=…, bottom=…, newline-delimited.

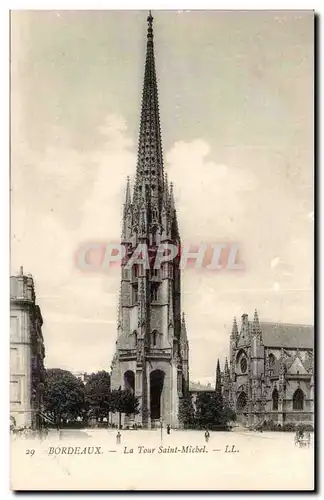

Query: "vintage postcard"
left=10, top=10, right=314, bottom=491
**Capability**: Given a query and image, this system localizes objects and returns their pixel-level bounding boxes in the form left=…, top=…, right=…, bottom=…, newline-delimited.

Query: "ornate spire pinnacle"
left=147, top=10, right=153, bottom=26
left=162, top=173, right=169, bottom=207
left=169, top=182, right=175, bottom=211
left=125, top=176, right=131, bottom=206
left=224, top=357, right=229, bottom=373
left=230, top=316, right=239, bottom=340
left=215, top=359, right=222, bottom=394
left=133, top=11, right=164, bottom=213
left=169, top=181, right=180, bottom=239
left=122, top=177, right=132, bottom=241
left=252, top=308, right=262, bottom=338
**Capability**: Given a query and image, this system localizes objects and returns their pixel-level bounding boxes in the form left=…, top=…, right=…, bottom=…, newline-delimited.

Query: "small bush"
left=296, top=423, right=314, bottom=432
left=281, top=423, right=296, bottom=432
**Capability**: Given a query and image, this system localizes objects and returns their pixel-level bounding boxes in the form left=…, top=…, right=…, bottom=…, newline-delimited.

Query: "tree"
left=179, top=394, right=195, bottom=428
left=195, top=393, right=219, bottom=429
left=110, top=388, right=140, bottom=429
left=43, top=369, right=85, bottom=428
left=195, top=392, right=235, bottom=430
left=85, top=371, right=111, bottom=422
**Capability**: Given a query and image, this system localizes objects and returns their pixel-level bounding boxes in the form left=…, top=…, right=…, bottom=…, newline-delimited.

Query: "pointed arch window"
left=237, top=391, right=247, bottom=412
left=151, top=228, right=157, bottom=246
left=240, top=357, right=247, bottom=374
left=272, top=388, right=279, bottom=410
left=293, top=388, right=304, bottom=411
left=151, top=329, right=158, bottom=347
left=151, top=286, right=158, bottom=302
left=269, top=354, right=276, bottom=365
left=133, top=330, right=138, bottom=347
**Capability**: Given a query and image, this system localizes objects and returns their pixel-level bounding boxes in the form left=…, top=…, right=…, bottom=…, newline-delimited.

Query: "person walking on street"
left=204, top=430, right=210, bottom=443
left=116, top=431, right=121, bottom=444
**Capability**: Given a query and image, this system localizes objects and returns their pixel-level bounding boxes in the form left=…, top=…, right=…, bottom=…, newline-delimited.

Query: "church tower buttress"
left=110, top=12, right=188, bottom=429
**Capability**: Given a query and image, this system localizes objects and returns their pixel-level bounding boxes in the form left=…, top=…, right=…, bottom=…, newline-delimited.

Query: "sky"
left=10, top=10, right=314, bottom=384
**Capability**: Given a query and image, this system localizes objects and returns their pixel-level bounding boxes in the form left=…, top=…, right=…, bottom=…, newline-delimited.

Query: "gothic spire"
left=133, top=11, right=164, bottom=212
left=181, top=312, right=187, bottom=340
left=230, top=316, right=239, bottom=340
left=122, top=176, right=132, bottom=241
left=215, top=359, right=222, bottom=394
left=224, top=357, right=229, bottom=374
left=169, top=182, right=180, bottom=239
left=124, top=176, right=131, bottom=206
left=252, top=308, right=262, bottom=338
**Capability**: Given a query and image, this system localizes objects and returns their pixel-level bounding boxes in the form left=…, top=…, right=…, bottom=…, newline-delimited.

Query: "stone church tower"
left=110, top=13, right=189, bottom=429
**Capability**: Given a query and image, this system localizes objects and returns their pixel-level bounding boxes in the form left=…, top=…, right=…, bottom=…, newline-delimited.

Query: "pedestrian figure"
left=167, top=424, right=171, bottom=435
left=306, top=431, right=311, bottom=447
left=294, top=431, right=299, bottom=446
left=204, top=430, right=210, bottom=443
left=116, top=431, right=121, bottom=444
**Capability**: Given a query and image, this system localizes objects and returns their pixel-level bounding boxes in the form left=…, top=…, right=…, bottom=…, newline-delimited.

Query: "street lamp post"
left=160, top=418, right=163, bottom=442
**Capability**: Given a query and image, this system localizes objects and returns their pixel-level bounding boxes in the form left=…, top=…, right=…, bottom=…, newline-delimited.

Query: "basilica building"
left=222, top=311, right=314, bottom=427
left=110, top=13, right=189, bottom=429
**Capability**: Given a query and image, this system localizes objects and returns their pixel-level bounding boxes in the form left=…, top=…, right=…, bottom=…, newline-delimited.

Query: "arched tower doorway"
left=150, top=370, right=165, bottom=421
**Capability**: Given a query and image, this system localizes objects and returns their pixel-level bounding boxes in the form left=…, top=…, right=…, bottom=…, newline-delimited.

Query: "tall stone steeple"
left=110, top=12, right=188, bottom=429
left=133, top=11, right=164, bottom=215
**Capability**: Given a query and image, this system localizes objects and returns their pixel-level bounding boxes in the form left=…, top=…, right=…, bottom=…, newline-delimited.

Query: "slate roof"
left=260, top=322, right=314, bottom=349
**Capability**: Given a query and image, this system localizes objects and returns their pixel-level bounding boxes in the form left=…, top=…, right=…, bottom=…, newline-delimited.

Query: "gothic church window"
left=293, top=388, right=304, bottom=411
left=269, top=353, right=276, bottom=365
left=151, top=286, right=158, bottom=302
left=237, top=391, right=247, bottom=411
left=133, top=287, right=138, bottom=304
left=151, top=229, right=157, bottom=246
left=151, top=329, right=158, bottom=347
left=272, top=388, right=279, bottom=410
left=240, top=357, right=247, bottom=374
